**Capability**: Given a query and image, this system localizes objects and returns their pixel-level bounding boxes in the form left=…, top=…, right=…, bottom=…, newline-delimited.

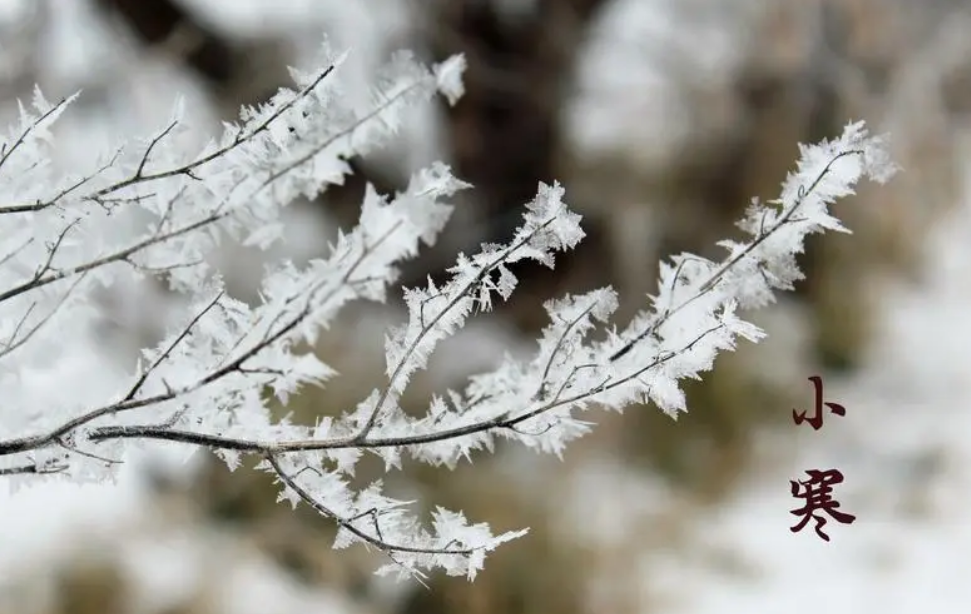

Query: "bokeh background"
left=1, top=0, right=970, bottom=612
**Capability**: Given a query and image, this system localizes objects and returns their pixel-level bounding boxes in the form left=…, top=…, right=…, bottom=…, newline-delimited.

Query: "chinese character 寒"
left=790, top=468, right=856, bottom=541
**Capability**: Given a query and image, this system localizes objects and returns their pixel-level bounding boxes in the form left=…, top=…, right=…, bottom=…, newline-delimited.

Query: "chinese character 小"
left=792, top=375, right=845, bottom=430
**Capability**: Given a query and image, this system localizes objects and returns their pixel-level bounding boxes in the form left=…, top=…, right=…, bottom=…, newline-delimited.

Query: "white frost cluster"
left=0, top=36, right=897, bottom=581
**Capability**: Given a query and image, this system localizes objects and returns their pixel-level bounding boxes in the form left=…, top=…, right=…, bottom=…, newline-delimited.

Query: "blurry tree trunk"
left=94, top=0, right=236, bottom=86
left=423, top=0, right=613, bottom=332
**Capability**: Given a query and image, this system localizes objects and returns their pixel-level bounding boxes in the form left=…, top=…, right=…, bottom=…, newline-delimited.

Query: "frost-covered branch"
left=0, top=35, right=896, bottom=581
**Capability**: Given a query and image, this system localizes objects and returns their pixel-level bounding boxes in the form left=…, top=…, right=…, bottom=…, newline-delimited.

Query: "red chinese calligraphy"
left=792, top=375, right=845, bottom=430
left=790, top=468, right=856, bottom=541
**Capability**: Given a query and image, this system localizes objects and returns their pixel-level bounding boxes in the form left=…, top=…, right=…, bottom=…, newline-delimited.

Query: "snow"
left=634, top=137, right=971, bottom=613
left=1, top=0, right=970, bottom=609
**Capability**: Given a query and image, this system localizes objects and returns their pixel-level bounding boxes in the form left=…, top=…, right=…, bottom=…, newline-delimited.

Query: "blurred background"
left=1, top=0, right=970, bottom=612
